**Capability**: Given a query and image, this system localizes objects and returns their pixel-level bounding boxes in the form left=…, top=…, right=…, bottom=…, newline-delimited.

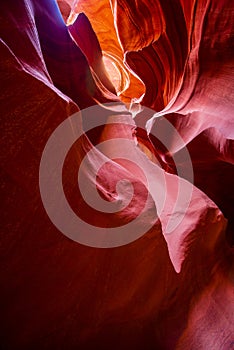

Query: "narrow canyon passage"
left=0, top=1, right=234, bottom=349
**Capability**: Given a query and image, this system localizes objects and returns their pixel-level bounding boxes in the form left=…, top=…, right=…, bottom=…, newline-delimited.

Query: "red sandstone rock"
left=0, top=0, right=233, bottom=349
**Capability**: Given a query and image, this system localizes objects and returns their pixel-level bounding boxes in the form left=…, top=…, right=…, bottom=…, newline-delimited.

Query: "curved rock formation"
left=0, top=0, right=233, bottom=349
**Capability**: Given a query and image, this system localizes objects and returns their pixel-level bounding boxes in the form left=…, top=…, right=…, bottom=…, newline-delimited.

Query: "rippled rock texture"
left=1, top=0, right=234, bottom=349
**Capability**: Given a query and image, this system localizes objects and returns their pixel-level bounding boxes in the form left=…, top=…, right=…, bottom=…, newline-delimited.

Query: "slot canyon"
left=0, top=0, right=234, bottom=349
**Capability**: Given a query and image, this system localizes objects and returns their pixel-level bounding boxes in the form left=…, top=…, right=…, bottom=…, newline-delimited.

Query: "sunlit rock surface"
left=0, top=0, right=234, bottom=349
